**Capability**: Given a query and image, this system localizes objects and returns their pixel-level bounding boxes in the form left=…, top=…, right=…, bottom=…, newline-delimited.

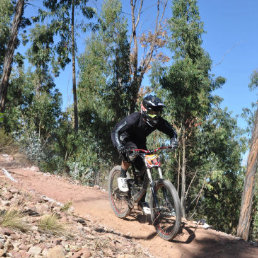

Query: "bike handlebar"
left=130, top=146, right=173, bottom=154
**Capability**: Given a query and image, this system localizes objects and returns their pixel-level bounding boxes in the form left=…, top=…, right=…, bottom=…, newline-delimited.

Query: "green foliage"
left=200, top=169, right=243, bottom=234
left=190, top=105, right=245, bottom=233
left=169, top=0, right=204, bottom=57
left=249, top=70, right=258, bottom=92
left=157, top=0, right=245, bottom=234
left=78, top=0, right=131, bottom=165
left=36, top=0, right=96, bottom=76
left=241, top=70, right=258, bottom=137
left=0, top=0, right=30, bottom=76
left=0, top=0, right=13, bottom=73
left=0, top=128, right=18, bottom=153
left=0, top=0, right=250, bottom=238
left=2, top=62, right=64, bottom=171
left=241, top=107, right=256, bottom=138
left=240, top=71, right=258, bottom=241
left=251, top=192, right=258, bottom=241
left=164, top=0, right=223, bottom=121
left=27, top=24, right=56, bottom=72
left=66, top=132, right=103, bottom=185
left=162, top=0, right=220, bottom=193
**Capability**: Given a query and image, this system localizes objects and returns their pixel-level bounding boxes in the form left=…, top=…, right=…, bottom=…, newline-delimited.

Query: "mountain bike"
left=108, top=146, right=182, bottom=241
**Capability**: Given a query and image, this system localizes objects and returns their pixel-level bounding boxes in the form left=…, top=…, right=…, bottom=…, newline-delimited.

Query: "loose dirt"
left=0, top=154, right=257, bottom=258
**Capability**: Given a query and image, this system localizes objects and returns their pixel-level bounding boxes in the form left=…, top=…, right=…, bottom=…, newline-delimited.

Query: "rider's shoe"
left=117, top=177, right=129, bottom=192
left=138, top=201, right=151, bottom=215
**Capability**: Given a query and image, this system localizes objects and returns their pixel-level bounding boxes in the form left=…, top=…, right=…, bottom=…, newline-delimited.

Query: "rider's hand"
left=170, top=137, right=178, bottom=149
left=117, top=145, right=127, bottom=154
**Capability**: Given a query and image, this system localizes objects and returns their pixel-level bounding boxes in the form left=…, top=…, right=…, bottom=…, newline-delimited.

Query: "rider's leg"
left=121, top=141, right=138, bottom=176
left=121, top=160, right=130, bottom=177
left=117, top=142, right=136, bottom=192
left=134, top=155, right=151, bottom=214
left=117, top=160, right=130, bottom=192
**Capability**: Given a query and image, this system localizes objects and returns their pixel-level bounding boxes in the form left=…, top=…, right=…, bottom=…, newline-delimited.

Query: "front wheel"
left=108, top=166, right=132, bottom=218
left=150, top=179, right=182, bottom=241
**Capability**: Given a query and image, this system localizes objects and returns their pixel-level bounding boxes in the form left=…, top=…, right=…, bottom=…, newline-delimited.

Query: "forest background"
left=0, top=0, right=257, bottom=241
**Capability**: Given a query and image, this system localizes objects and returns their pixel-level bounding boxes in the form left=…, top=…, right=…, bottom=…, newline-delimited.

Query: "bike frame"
left=129, top=146, right=173, bottom=207
left=109, top=145, right=181, bottom=240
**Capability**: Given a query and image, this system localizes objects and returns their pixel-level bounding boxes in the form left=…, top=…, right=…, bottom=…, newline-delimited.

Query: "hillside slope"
left=0, top=154, right=257, bottom=258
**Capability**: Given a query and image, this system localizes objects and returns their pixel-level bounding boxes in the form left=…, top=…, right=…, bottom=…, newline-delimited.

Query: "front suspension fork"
left=147, top=168, right=160, bottom=211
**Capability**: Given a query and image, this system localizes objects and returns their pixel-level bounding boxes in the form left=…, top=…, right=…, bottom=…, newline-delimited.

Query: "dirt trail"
left=0, top=155, right=257, bottom=258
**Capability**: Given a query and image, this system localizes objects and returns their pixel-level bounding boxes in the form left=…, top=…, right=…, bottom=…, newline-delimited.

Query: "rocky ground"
left=0, top=153, right=257, bottom=258
left=0, top=179, right=152, bottom=258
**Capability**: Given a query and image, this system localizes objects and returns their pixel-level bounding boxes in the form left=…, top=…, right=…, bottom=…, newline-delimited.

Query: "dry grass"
left=0, top=209, right=29, bottom=232
left=38, top=214, right=66, bottom=235
left=60, top=201, right=73, bottom=212
left=94, top=238, right=109, bottom=251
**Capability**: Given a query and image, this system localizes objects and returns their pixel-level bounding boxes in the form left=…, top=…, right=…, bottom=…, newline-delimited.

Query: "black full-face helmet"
left=141, top=95, right=165, bottom=127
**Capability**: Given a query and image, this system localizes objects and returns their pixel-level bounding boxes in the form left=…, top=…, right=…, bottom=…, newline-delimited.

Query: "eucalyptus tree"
left=237, top=70, right=258, bottom=240
left=78, top=0, right=131, bottom=165
left=161, top=0, right=226, bottom=217
left=128, top=0, right=169, bottom=112
left=1, top=18, right=64, bottom=170
left=27, top=24, right=56, bottom=95
left=0, top=0, right=28, bottom=112
left=0, top=0, right=14, bottom=74
left=191, top=102, right=244, bottom=233
left=39, top=0, right=95, bottom=132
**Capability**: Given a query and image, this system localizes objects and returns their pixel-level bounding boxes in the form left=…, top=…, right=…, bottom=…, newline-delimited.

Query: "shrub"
left=0, top=128, right=18, bottom=154
left=0, top=209, right=29, bottom=232
left=38, top=214, right=66, bottom=235
left=60, top=201, right=73, bottom=212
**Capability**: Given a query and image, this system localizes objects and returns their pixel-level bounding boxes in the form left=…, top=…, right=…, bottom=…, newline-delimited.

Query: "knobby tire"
left=150, top=179, right=181, bottom=241
left=108, top=166, right=131, bottom=218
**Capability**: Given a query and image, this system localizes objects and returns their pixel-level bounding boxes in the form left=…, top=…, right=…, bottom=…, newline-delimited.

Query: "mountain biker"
left=111, top=95, right=178, bottom=213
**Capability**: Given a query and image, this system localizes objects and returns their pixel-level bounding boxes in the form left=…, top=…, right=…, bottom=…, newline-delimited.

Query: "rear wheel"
left=150, top=179, right=181, bottom=240
left=108, top=166, right=132, bottom=218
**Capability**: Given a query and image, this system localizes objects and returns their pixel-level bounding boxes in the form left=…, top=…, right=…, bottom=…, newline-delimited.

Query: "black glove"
left=170, top=137, right=178, bottom=149
left=117, top=145, right=127, bottom=154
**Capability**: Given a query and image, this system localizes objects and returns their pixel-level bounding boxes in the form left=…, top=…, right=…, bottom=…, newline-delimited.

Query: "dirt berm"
left=0, top=154, right=257, bottom=258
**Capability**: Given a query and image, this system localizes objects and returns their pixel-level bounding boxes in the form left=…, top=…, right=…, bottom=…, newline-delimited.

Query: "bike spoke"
left=151, top=181, right=181, bottom=240
left=109, top=167, right=131, bottom=218
left=112, top=189, right=128, bottom=211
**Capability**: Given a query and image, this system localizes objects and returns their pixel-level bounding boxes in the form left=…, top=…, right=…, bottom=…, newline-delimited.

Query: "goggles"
left=147, top=109, right=162, bottom=118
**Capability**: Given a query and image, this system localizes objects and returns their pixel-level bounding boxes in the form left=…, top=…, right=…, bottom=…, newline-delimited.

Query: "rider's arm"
left=111, top=112, right=140, bottom=148
left=156, top=117, right=177, bottom=139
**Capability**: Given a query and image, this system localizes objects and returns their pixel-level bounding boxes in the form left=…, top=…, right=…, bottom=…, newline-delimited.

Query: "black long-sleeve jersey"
left=111, top=112, right=177, bottom=149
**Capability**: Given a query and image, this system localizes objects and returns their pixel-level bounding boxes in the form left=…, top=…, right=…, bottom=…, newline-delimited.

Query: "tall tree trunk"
left=181, top=125, right=186, bottom=218
left=237, top=109, right=258, bottom=241
left=129, top=0, right=167, bottom=113
left=72, top=0, right=78, bottom=132
left=35, top=66, right=42, bottom=96
left=177, top=151, right=181, bottom=193
left=129, top=0, right=140, bottom=113
left=0, top=0, right=24, bottom=112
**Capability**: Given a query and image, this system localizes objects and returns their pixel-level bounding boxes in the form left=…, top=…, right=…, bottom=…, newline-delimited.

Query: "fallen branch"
left=1, top=168, right=18, bottom=182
